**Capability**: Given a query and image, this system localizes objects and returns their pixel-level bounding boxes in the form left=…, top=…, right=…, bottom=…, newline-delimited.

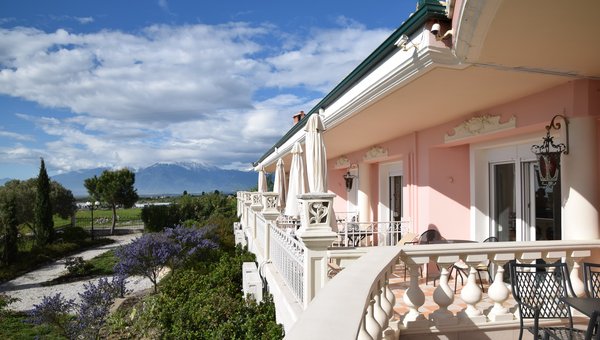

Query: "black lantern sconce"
left=343, top=171, right=357, bottom=192
left=531, top=114, right=569, bottom=187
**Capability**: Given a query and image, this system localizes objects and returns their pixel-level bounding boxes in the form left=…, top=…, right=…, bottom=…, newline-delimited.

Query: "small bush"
left=65, top=256, right=92, bottom=276
left=58, top=226, right=89, bottom=243
left=141, top=205, right=180, bottom=232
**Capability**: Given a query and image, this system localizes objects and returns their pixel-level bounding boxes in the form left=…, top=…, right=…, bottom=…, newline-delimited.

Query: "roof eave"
left=255, top=1, right=447, bottom=166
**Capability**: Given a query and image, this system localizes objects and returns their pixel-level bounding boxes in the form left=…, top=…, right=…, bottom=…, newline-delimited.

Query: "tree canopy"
left=83, top=175, right=100, bottom=239
left=96, top=169, right=138, bottom=235
left=0, top=179, right=76, bottom=229
left=33, top=159, right=54, bottom=246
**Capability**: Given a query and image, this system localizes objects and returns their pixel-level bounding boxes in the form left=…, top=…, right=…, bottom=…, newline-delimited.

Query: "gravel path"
left=0, top=231, right=156, bottom=312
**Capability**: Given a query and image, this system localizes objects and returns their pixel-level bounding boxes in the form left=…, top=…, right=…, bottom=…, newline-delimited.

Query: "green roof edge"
left=255, top=1, right=447, bottom=166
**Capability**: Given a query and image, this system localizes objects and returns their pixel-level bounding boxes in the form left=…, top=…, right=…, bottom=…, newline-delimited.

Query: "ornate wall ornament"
left=265, top=195, right=278, bottom=209
left=445, top=114, right=516, bottom=143
left=334, top=156, right=351, bottom=169
left=363, top=146, right=388, bottom=162
left=308, top=201, right=329, bottom=225
left=252, top=193, right=261, bottom=205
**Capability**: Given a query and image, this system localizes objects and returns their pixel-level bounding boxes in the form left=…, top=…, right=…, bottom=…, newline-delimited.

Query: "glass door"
left=528, top=162, right=561, bottom=240
left=389, top=175, right=403, bottom=222
left=491, top=161, right=561, bottom=242
left=491, top=163, right=516, bottom=241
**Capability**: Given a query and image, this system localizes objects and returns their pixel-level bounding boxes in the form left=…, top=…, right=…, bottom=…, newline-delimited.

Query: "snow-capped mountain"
left=49, top=162, right=256, bottom=196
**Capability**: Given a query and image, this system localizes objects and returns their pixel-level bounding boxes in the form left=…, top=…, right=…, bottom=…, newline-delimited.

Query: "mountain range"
left=2, top=162, right=258, bottom=197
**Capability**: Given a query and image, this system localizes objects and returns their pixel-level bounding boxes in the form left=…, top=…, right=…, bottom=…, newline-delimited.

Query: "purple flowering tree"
left=164, top=225, right=217, bottom=268
left=115, top=226, right=217, bottom=293
left=75, top=277, right=120, bottom=339
left=114, top=232, right=178, bottom=293
left=29, top=293, right=76, bottom=338
left=29, top=278, right=123, bottom=339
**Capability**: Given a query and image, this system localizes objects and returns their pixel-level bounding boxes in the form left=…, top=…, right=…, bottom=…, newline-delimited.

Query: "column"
left=562, top=116, right=599, bottom=239
left=358, top=162, right=372, bottom=223
left=297, top=193, right=338, bottom=308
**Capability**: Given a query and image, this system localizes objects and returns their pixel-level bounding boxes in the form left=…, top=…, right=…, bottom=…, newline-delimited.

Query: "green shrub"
left=106, top=248, right=282, bottom=339
left=146, top=248, right=283, bottom=339
left=57, top=226, right=89, bottom=243
left=65, top=257, right=92, bottom=275
left=140, top=205, right=180, bottom=232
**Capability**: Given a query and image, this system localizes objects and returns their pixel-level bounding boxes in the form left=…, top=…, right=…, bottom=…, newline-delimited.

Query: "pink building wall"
left=328, top=79, right=600, bottom=241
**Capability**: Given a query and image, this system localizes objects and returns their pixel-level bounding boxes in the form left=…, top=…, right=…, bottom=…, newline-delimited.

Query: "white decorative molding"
left=363, top=146, right=388, bottom=162
left=445, top=114, right=516, bottom=143
left=334, top=156, right=351, bottom=169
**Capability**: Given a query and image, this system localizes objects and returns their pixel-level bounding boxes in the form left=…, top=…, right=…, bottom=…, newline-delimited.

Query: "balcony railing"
left=270, top=224, right=304, bottom=303
left=336, top=220, right=411, bottom=247
left=235, top=191, right=600, bottom=339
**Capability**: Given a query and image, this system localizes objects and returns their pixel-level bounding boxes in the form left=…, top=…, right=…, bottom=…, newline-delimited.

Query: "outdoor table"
left=560, top=297, right=600, bottom=340
left=346, top=230, right=373, bottom=247
left=427, top=239, right=478, bottom=244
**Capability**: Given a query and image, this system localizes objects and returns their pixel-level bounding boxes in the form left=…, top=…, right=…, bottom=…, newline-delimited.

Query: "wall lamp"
left=531, top=114, right=569, bottom=187
left=431, top=22, right=453, bottom=41
left=394, top=34, right=418, bottom=51
left=343, top=171, right=357, bottom=192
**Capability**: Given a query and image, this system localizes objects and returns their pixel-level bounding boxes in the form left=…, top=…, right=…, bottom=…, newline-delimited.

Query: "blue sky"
left=0, top=0, right=416, bottom=179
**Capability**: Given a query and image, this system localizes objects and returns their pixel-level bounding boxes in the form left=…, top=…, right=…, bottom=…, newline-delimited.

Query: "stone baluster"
left=261, top=192, right=279, bottom=262
left=243, top=192, right=252, bottom=230
left=365, top=296, right=382, bottom=340
left=374, top=280, right=389, bottom=330
left=384, top=270, right=396, bottom=316
left=459, top=267, right=486, bottom=324
left=487, top=254, right=514, bottom=322
left=431, top=267, right=457, bottom=325
left=567, top=249, right=591, bottom=297
left=380, top=273, right=393, bottom=318
left=402, top=261, right=428, bottom=327
left=358, top=310, right=374, bottom=340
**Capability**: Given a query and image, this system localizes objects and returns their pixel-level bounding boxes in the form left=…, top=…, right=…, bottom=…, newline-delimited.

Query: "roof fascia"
left=255, top=1, right=447, bottom=166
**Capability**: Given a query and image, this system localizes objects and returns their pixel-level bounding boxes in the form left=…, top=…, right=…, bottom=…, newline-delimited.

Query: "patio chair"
left=449, top=236, right=498, bottom=293
left=414, top=229, right=442, bottom=286
left=415, top=229, right=442, bottom=244
left=509, top=261, right=587, bottom=340
left=583, top=262, right=600, bottom=298
left=396, top=232, right=417, bottom=280
left=327, top=261, right=343, bottom=278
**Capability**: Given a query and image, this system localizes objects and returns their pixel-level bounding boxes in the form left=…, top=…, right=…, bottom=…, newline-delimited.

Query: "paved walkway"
left=0, top=231, right=155, bottom=312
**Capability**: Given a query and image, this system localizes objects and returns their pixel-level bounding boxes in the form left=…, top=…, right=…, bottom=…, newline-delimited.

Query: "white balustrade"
left=269, top=223, right=305, bottom=304
left=236, top=192, right=600, bottom=339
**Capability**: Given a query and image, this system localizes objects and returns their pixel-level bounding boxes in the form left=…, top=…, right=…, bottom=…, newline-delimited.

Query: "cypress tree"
left=1, top=194, right=19, bottom=264
left=33, top=158, right=54, bottom=246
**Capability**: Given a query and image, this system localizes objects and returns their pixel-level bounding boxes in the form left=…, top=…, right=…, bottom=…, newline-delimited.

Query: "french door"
left=490, top=161, right=561, bottom=241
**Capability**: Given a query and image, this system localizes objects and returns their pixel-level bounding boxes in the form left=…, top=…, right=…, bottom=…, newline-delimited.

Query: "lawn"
left=0, top=312, right=65, bottom=340
left=54, top=207, right=142, bottom=229
left=43, top=249, right=117, bottom=286
left=0, top=228, right=114, bottom=283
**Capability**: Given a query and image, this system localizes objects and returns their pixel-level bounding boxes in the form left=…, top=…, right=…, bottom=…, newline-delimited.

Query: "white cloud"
left=264, top=26, right=390, bottom=91
left=158, top=0, right=170, bottom=12
left=0, top=129, right=34, bottom=141
left=76, top=17, right=94, bottom=24
left=0, top=21, right=391, bottom=173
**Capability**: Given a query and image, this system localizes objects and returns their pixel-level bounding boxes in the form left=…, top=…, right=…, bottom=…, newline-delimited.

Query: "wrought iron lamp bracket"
left=531, top=114, right=569, bottom=155
left=531, top=114, right=570, bottom=186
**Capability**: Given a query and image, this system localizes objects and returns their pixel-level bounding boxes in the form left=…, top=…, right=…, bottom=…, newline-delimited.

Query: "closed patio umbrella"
left=304, top=113, right=327, bottom=193
left=273, top=158, right=287, bottom=211
left=257, top=167, right=268, bottom=192
left=285, top=142, right=307, bottom=217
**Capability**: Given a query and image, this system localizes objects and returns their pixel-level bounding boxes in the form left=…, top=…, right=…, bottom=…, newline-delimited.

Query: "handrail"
left=399, top=239, right=600, bottom=262
left=286, top=240, right=600, bottom=339
left=286, top=247, right=400, bottom=340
